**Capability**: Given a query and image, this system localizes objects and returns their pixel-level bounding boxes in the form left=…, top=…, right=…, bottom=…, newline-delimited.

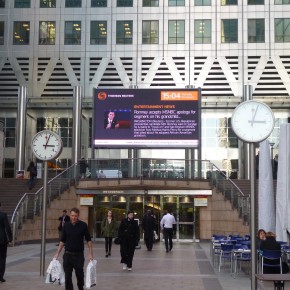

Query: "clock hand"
left=44, top=145, right=55, bottom=147
left=250, top=105, right=259, bottom=126
left=248, top=120, right=266, bottom=124
left=44, top=134, right=51, bottom=149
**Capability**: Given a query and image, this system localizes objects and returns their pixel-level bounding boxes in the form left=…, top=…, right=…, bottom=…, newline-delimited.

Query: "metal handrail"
left=11, top=163, right=78, bottom=244
left=209, top=163, right=250, bottom=224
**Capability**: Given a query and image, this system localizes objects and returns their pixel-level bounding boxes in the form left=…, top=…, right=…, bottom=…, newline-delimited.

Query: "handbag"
left=85, top=259, right=97, bottom=289
left=45, top=258, right=65, bottom=285
left=114, top=237, right=121, bottom=245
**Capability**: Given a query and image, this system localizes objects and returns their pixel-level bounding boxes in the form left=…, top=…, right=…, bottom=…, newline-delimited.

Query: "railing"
left=209, top=163, right=250, bottom=225
left=88, top=158, right=210, bottom=180
left=11, top=164, right=78, bottom=244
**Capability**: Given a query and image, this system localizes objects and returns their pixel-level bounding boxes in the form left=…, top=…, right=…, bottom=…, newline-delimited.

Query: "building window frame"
left=90, top=21, right=107, bottom=45
left=194, top=19, right=211, bottom=44
left=65, top=0, right=82, bottom=7
left=40, top=0, right=56, bottom=7
left=142, top=20, right=159, bottom=44
left=275, top=18, right=290, bottom=42
left=168, top=20, right=185, bottom=44
left=0, top=22, right=4, bottom=45
left=14, top=0, right=30, bottom=7
left=248, top=18, right=265, bottom=43
left=91, top=0, right=107, bottom=6
left=117, top=0, right=133, bottom=6
left=143, top=0, right=159, bottom=6
left=116, top=20, right=133, bottom=44
left=221, top=19, right=238, bottom=43
left=64, top=21, right=81, bottom=45
left=13, top=21, right=30, bottom=45
left=39, top=21, right=56, bottom=45
left=168, top=0, right=185, bottom=6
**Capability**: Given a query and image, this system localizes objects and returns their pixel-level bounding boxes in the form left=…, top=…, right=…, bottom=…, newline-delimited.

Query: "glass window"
left=0, top=0, right=5, bottom=8
left=275, top=0, right=290, bottom=3
left=221, top=19, right=238, bottom=43
left=143, top=0, right=158, bottom=6
left=37, top=117, right=72, bottom=148
left=91, top=0, right=107, bottom=6
left=142, top=20, right=159, bottom=44
left=116, top=21, right=133, bottom=44
left=39, top=21, right=55, bottom=45
left=194, top=19, right=211, bottom=43
left=64, top=21, right=81, bottom=45
left=248, top=19, right=265, bottom=43
left=248, top=0, right=263, bottom=4
left=0, top=22, right=4, bottom=45
left=90, top=21, right=107, bottom=44
left=168, top=20, right=185, bottom=44
left=40, top=0, right=56, bottom=7
left=0, top=118, right=16, bottom=148
left=13, top=22, right=30, bottom=45
left=15, top=0, right=30, bottom=7
left=195, top=0, right=211, bottom=5
left=221, top=0, right=237, bottom=4
left=65, top=0, right=82, bottom=7
left=117, top=0, right=133, bottom=6
left=275, top=18, right=290, bottom=42
left=168, top=0, right=185, bottom=6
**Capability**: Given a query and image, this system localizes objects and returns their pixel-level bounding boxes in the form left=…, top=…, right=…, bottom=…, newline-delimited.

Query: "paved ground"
left=1, top=240, right=274, bottom=290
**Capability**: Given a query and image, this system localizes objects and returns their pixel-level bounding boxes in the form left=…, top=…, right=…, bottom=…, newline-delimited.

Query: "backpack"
left=31, top=166, right=37, bottom=176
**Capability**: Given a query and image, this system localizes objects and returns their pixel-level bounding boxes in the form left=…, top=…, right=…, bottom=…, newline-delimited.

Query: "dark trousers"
left=105, top=237, right=113, bottom=253
left=63, top=252, right=85, bottom=290
left=163, top=228, right=173, bottom=251
left=0, top=243, right=8, bottom=279
left=28, top=175, right=35, bottom=189
left=144, top=231, right=153, bottom=250
left=120, top=243, right=136, bottom=268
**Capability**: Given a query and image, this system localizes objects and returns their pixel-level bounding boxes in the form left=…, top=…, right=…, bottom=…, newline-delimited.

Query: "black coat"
left=142, top=214, right=155, bottom=239
left=118, top=218, right=139, bottom=247
left=0, top=211, right=12, bottom=245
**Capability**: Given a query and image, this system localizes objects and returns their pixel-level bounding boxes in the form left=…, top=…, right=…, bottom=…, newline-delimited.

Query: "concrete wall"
left=15, top=186, right=89, bottom=243
left=200, top=188, right=249, bottom=239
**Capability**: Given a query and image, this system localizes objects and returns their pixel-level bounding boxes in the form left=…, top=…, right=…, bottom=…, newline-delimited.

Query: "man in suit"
left=104, top=111, right=119, bottom=129
left=0, top=202, right=12, bottom=283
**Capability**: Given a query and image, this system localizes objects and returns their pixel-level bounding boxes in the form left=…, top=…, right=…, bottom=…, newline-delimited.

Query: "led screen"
left=93, top=88, right=200, bottom=148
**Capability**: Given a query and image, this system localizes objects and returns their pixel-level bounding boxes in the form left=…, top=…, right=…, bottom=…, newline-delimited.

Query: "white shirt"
left=160, top=213, right=176, bottom=229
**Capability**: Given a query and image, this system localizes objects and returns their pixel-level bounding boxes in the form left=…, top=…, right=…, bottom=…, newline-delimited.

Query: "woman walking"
left=117, top=210, right=139, bottom=271
left=101, top=210, right=116, bottom=257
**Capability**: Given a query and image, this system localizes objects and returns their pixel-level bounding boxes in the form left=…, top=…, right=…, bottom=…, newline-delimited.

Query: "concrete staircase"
left=0, top=178, right=43, bottom=221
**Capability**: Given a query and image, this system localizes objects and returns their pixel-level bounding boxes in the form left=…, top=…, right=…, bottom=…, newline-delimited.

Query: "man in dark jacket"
left=142, top=209, right=156, bottom=251
left=0, top=202, right=13, bottom=283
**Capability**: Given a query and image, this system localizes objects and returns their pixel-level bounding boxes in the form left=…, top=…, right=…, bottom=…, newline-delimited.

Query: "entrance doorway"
left=92, top=194, right=198, bottom=241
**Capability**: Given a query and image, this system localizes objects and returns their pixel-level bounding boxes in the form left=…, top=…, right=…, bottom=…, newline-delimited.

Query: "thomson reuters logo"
left=98, top=92, right=107, bottom=100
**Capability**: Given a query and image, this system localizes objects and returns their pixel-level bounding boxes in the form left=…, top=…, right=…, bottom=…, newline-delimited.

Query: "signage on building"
left=80, top=194, right=94, bottom=205
left=194, top=197, right=208, bottom=207
left=93, top=88, right=201, bottom=148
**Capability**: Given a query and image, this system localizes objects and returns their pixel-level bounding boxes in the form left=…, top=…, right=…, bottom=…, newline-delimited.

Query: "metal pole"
left=16, top=86, right=27, bottom=172
left=250, top=143, right=257, bottom=290
left=72, top=86, right=82, bottom=169
left=40, top=161, right=48, bottom=276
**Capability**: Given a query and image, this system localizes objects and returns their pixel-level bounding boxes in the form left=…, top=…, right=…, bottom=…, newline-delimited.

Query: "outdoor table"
left=256, top=274, right=290, bottom=290
left=232, top=248, right=251, bottom=277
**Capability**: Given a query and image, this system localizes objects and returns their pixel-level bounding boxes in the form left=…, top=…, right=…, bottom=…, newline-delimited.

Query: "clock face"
left=231, top=100, right=275, bottom=143
left=31, top=130, right=63, bottom=161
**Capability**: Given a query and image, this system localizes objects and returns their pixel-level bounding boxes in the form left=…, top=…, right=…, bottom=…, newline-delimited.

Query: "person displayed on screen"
left=104, top=111, right=119, bottom=129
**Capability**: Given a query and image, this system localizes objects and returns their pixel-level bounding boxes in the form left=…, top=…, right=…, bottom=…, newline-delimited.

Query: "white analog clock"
left=231, top=100, right=275, bottom=143
left=31, top=130, right=63, bottom=161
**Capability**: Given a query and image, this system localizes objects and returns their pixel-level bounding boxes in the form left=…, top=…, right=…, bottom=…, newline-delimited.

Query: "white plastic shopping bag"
left=45, top=258, right=65, bottom=285
left=85, top=259, right=97, bottom=289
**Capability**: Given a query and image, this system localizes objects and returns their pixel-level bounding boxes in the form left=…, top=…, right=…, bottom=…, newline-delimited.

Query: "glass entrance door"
left=178, top=196, right=194, bottom=241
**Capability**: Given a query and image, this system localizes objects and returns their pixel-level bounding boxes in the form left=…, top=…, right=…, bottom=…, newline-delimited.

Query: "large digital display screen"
left=93, top=88, right=200, bottom=148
